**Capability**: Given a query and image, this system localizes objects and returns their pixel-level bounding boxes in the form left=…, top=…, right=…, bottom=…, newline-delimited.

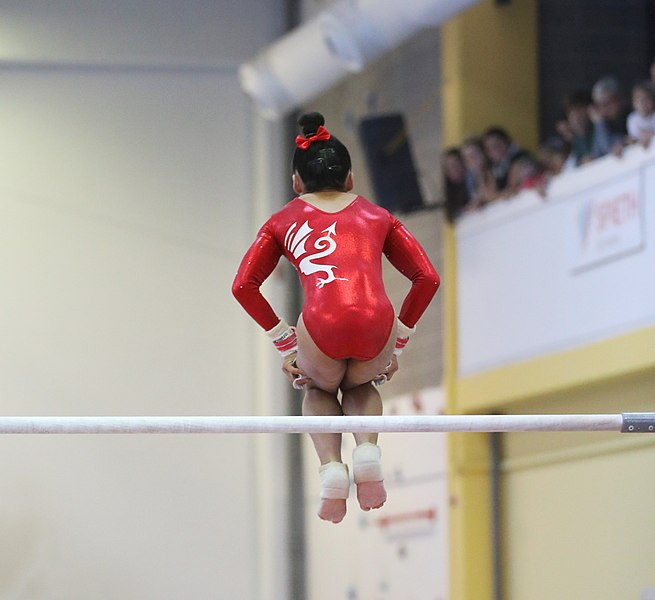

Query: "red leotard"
left=232, top=196, right=439, bottom=361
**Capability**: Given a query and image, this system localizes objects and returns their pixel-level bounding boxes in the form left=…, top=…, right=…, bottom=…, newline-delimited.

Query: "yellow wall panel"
left=456, top=326, right=655, bottom=413
left=441, top=0, right=538, bottom=149
left=502, top=441, right=655, bottom=599
left=442, top=2, right=538, bottom=598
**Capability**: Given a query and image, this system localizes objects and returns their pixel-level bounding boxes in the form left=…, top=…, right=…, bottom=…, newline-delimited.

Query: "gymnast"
left=232, top=112, right=439, bottom=523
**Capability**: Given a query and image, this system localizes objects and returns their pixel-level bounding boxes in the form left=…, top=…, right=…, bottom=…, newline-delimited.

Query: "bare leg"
left=295, top=316, right=350, bottom=523
left=341, top=383, right=387, bottom=510
left=294, top=314, right=397, bottom=519
left=296, top=316, right=347, bottom=466
left=304, top=390, right=350, bottom=523
left=303, top=389, right=350, bottom=523
left=341, top=383, right=382, bottom=446
left=302, top=387, right=343, bottom=464
left=340, top=323, right=397, bottom=511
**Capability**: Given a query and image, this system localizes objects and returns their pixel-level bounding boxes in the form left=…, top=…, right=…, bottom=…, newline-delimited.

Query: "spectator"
left=482, top=127, right=523, bottom=191
left=626, top=80, right=655, bottom=148
left=460, top=136, right=498, bottom=209
left=538, top=136, right=574, bottom=178
left=441, top=68, right=655, bottom=215
left=589, top=76, right=628, bottom=158
left=562, top=89, right=594, bottom=165
left=554, top=111, right=572, bottom=146
left=503, top=152, right=545, bottom=197
left=441, top=148, right=470, bottom=223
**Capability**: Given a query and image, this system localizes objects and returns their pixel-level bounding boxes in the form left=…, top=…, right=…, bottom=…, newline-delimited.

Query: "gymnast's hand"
left=373, top=355, right=399, bottom=386
left=385, top=355, right=399, bottom=381
left=282, top=353, right=312, bottom=389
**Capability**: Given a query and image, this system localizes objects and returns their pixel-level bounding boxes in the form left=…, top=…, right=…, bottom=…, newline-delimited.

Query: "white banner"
left=572, top=172, right=643, bottom=272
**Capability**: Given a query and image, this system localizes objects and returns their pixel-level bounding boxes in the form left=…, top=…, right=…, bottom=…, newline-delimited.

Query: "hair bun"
left=298, top=112, right=325, bottom=136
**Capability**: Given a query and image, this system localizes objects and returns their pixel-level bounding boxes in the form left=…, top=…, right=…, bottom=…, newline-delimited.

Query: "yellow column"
left=442, top=0, right=539, bottom=149
left=441, top=1, right=539, bottom=599
left=444, top=226, right=494, bottom=600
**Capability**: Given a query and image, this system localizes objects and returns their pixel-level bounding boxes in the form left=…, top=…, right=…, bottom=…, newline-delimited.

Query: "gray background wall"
left=0, top=2, right=293, bottom=599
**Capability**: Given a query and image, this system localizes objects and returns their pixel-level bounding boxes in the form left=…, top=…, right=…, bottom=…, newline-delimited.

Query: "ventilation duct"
left=238, top=0, right=479, bottom=119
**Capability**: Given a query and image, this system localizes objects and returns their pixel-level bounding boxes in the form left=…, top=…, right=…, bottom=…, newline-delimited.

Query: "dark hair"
left=292, top=112, right=352, bottom=193
left=443, top=146, right=463, bottom=163
left=441, top=147, right=469, bottom=223
left=563, top=89, right=593, bottom=112
left=482, top=126, right=512, bottom=144
left=539, top=135, right=570, bottom=156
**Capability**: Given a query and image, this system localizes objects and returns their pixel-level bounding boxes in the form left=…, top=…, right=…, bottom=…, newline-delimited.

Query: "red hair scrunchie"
left=295, top=125, right=331, bottom=150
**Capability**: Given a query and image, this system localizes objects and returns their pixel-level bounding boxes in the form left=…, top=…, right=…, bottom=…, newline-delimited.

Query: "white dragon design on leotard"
left=284, top=220, right=349, bottom=288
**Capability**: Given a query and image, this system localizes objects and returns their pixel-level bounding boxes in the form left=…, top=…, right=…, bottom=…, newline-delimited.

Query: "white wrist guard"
left=266, top=319, right=298, bottom=357
left=393, top=318, right=416, bottom=356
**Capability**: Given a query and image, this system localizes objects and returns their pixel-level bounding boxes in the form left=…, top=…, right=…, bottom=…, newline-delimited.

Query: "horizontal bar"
left=0, top=414, right=651, bottom=435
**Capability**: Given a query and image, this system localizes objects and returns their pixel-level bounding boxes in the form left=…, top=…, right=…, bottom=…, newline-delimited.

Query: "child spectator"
left=626, top=81, right=655, bottom=148
left=441, top=148, right=470, bottom=223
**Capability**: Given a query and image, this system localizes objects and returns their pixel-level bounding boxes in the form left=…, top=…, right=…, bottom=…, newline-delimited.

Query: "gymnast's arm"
left=232, top=225, right=308, bottom=385
left=383, top=218, right=440, bottom=331
left=232, top=224, right=283, bottom=331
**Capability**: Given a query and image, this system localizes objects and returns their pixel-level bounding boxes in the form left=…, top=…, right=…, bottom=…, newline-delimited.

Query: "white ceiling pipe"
left=358, top=0, right=481, bottom=46
left=238, top=0, right=480, bottom=119
left=238, top=14, right=353, bottom=120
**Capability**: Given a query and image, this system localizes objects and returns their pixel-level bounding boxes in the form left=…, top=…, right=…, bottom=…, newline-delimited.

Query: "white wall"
left=0, top=0, right=281, bottom=67
left=0, top=3, right=291, bottom=599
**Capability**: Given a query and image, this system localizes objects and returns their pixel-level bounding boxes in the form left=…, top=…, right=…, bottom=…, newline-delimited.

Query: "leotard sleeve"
left=383, top=218, right=440, bottom=328
left=232, top=221, right=284, bottom=331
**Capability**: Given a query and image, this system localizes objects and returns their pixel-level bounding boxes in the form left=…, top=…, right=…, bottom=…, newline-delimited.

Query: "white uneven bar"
left=0, top=414, right=645, bottom=434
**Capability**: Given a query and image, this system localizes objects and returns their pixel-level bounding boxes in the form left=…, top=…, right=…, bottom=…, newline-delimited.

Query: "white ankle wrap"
left=352, top=443, right=384, bottom=483
left=319, top=462, right=350, bottom=499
